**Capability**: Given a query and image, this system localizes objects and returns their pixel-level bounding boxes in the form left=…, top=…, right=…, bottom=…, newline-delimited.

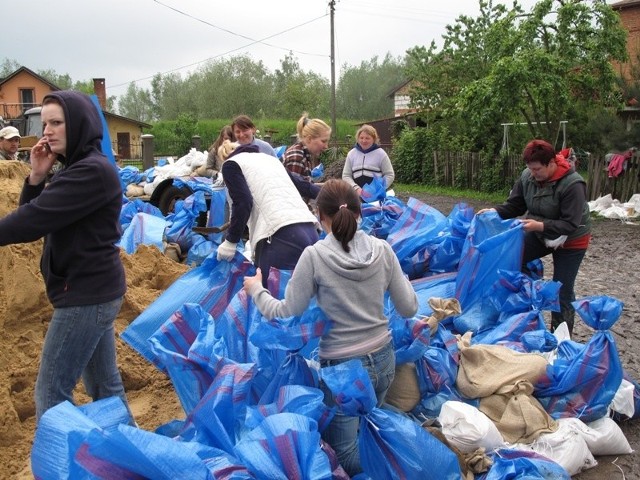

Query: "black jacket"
left=0, top=91, right=125, bottom=307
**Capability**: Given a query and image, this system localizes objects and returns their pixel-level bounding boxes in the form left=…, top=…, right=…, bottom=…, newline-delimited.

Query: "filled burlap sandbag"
left=125, top=183, right=146, bottom=197
left=456, top=333, right=548, bottom=399
left=385, top=297, right=462, bottom=412
left=479, top=380, right=558, bottom=444
left=385, top=362, right=421, bottom=412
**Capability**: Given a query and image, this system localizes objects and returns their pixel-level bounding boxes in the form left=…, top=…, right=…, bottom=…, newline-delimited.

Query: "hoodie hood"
left=314, top=230, right=385, bottom=281
left=549, top=153, right=572, bottom=182
left=43, top=91, right=103, bottom=166
left=355, top=142, right=380, bottom=154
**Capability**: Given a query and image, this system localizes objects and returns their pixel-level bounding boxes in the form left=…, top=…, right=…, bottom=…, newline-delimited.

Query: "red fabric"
left=563, top=233, right=591, bottom=250
left=550, top=154, right=571, bottom=182
left=559, top=148, right=571, bottom=159
left=607, top=154, right=626, bottom=178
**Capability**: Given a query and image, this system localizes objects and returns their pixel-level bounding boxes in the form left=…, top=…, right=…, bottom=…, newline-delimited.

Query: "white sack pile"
left=589, top=193, right=640, bottom=222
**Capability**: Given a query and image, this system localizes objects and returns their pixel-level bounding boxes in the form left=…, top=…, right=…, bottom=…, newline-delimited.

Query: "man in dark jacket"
left=479, top=139, right=591, bottom=335
left=0, top=91, right=131, bottom=422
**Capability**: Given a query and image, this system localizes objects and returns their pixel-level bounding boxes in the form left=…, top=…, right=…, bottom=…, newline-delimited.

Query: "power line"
left=153, top=0, right=327, bottom=58
left=111, top=3, right=329, bottom=89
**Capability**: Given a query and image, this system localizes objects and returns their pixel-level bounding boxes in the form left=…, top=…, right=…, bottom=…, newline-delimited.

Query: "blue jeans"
left=319, top=341, right=395, bottom=477
left=522, top=232, right=587, bottom=334
left=254, top=222, right=319, bottom=287
left=35, top=297, right=131, bottom=422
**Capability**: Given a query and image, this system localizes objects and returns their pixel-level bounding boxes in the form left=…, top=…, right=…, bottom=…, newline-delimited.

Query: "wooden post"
left=191, top=135, right=201, bottom=151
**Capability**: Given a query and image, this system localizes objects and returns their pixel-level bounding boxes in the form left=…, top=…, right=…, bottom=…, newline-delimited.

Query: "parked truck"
left=0, top=106, right=42, bottom=159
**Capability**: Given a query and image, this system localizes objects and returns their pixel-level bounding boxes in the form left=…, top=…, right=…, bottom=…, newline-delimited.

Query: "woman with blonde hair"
left=342, top=124, right=394, bottom=196
left=283, top=113, right=331, bottom=179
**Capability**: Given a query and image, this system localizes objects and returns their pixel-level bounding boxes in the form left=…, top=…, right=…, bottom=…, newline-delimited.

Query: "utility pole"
left=329, top=0, right=337, bottom=143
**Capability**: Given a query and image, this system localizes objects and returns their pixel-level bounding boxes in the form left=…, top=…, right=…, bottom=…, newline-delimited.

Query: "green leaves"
left=405, top=0, right=628, bottom=153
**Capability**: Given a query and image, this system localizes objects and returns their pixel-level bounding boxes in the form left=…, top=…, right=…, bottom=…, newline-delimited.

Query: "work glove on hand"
left=217, top=240, right=237, bottom=262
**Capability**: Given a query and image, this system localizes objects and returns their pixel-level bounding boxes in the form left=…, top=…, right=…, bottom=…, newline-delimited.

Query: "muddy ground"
left=415, top=193, right=640, bottom=480
left=0, top=157, right=638, bottom=478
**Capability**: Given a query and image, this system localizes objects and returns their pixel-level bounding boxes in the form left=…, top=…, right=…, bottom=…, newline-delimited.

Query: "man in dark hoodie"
left=0, top=91, right=131, bottom=422
left=479, top=139, right=591, bottom=335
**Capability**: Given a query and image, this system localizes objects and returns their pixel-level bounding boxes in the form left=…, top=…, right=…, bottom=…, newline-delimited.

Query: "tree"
left=272, top=53, right=330, bottom=118
left=336, top=54, right=406, bottom=121
left=118, top=83, right=155, bottom=123
left=0, top=58, right=21, bottom=77
left=406, top=0, right=628, bottom=152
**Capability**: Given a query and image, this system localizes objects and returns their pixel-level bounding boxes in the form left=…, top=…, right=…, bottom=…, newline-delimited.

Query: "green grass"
left=393, top=183, right=508, bottom=204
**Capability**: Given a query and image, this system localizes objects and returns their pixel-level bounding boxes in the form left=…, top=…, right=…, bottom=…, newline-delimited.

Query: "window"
left=20, top=89, right=35, bottom=111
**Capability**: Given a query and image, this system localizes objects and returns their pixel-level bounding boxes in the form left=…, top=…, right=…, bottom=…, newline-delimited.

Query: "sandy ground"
left=0, top=159, right=638, bottom=478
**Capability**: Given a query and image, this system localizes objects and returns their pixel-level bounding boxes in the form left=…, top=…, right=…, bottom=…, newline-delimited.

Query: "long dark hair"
left=316, top=179, right=361, bottom=252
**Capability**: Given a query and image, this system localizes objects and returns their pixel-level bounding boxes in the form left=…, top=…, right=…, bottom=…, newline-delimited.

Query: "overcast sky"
left=7, top=0, right=569, bottom=99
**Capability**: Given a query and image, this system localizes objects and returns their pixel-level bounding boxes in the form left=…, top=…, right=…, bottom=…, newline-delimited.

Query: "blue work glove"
left=216, top=240, right=237, bottom=262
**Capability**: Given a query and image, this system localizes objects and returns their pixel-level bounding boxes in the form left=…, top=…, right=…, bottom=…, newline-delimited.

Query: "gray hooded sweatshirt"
left=249, top=230, right=418, bottom=359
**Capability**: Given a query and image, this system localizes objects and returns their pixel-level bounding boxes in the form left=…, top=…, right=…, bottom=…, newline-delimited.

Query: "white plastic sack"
left=584, top=417, right=633, bottom=456
left=588, top=194, right=614, bottom=213
left=589, top=193, right=640, bottom=220
left=438, top=400, right=505, bottom=453
left=525, top=418, right=597, bottom=476
left=542, top=322, right=571, bottom=364
left=610, top=378, right=636, bottom=419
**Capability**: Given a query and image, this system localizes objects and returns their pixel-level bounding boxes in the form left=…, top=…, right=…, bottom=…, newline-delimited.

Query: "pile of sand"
left=0, top=161, right=188, bottom=477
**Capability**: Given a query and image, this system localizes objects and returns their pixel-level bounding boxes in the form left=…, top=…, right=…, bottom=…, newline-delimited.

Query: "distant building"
left=387, top=80, right=419, bottom=117
left=0, top=67, right=150, bottom=158
left=0, top=66, right=58, bottom=120
left=352, top=80, right=422, bottom=145
left=611, top=0, right=640, bottom=129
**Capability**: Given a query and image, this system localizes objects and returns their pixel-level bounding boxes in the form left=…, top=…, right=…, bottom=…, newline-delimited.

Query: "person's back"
left=224, top=149, right=317, bottom=247
left=243, top=178, right=417, bottom=477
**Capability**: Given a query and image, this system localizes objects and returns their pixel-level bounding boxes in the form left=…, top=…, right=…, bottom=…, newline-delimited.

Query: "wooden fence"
left=117, top=137, right=638, bottom=201
left=585, top=152, right=639, bottom=203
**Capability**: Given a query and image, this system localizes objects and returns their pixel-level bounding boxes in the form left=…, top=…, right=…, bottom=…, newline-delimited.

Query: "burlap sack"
left=424, top=425, right=492, bottom=479
left=385, top=362, right=421, bottom=412
left=456, top=333, right=548, bottom=399
left=420, top=297, right=462, bottom=334
left=125, top=183, right=145, bottom=197
left=479, top=380, right=558, bottom=444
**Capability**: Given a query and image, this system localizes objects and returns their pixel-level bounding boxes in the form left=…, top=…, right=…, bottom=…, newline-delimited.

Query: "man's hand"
left=216, top=240, right=237, bottom=261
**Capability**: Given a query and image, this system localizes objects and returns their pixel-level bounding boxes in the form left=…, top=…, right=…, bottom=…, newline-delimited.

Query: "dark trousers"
left=254, top=222, right=319, bottom=287
left=521, top=232, right=587, bottom=334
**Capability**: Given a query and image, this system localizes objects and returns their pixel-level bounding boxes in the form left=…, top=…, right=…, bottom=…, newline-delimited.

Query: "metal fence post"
left=142, top=134, right=154, bottom=170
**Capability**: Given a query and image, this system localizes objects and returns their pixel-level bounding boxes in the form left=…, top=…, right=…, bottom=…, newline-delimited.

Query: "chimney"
left=93, top=78, right=107, bottom=110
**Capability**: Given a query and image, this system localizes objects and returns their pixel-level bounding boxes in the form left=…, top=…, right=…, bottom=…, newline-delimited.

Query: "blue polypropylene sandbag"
left=121, top=254, right=254, bottom=369
left=118, top=212, right=168, bottom=254
left=321, top=361, right=462, bottom=479
left=453, top=212, right=524, bottom=333
left=535, top=295, right=625, bottom=421
left=78, top=423, right=228, bottom=479
left=234, top=413, right=333, bottom=479
left=31, top=398, right=131, bottom=479
left=176, top=360, right=256, bottom=454
left=478, top=448, right=570, bottom=479
left=244, top=385, right=335, bottom=433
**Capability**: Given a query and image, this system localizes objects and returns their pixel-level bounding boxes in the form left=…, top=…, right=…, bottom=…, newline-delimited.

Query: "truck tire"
left=157, top=185, right=191, bottom=215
